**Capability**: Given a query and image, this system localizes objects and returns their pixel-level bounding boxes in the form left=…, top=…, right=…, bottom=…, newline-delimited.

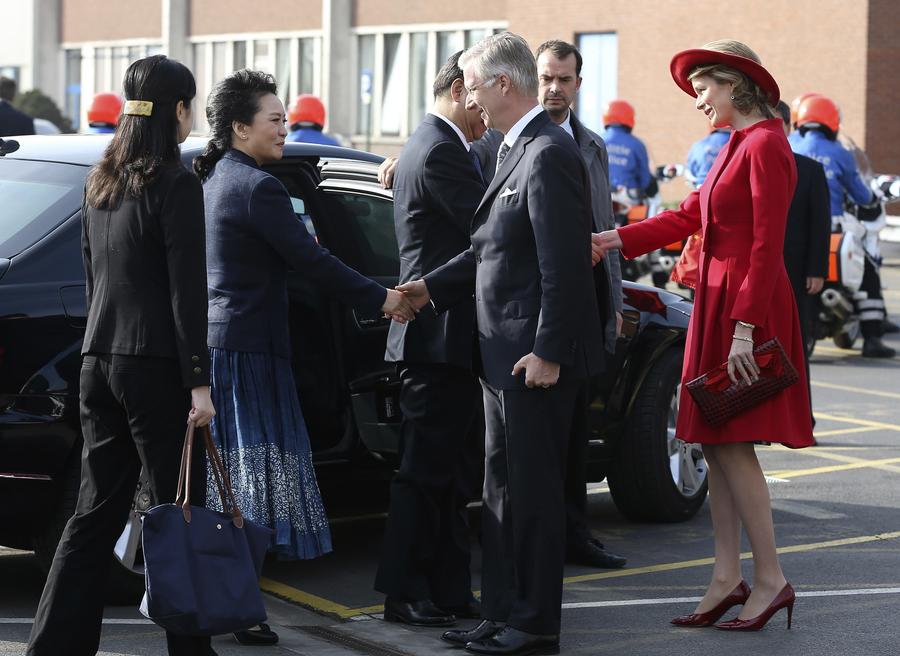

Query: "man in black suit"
left=776, top=101, right=831, bottom=427
left=0, top=77, right=35, bottom=137
left=399, top=32, right=604, bottom=655
left=374, top=51, right=487, bottom=627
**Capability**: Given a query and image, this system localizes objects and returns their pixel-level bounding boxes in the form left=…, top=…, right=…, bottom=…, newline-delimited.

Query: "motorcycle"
left=612, top=164, right=684, bottom=287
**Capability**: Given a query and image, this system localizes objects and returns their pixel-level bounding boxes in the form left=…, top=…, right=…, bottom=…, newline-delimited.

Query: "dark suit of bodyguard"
left=426, top=90, right=604, bottom=641
left=376, top=82, right=486, bottom=615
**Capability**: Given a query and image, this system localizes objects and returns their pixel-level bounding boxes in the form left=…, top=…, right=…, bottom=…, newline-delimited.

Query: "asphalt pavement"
left=3, top=245, right=900, bottom=656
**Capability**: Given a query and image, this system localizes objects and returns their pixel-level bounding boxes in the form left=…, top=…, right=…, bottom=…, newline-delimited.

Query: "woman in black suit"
left=193, top=70, right=414, bottom=646
left=27, top=56, right=216, bottom=656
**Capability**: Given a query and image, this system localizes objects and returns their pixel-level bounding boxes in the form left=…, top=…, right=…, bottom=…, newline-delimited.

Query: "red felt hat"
left=670, top=48, right=780, bottom=105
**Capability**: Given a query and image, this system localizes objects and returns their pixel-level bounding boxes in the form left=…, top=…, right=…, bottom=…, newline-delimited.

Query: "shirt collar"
left=503, top=104, right=545, bottom=149
left=559, top=110, right=574, bottom=140
left=428, top=111, right=470, bottom=151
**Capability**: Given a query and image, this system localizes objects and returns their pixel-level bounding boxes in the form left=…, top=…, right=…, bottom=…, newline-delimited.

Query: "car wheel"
left=32, top=452, right=147, bottom=604
left=833, top=320, right=860, bottom=350
left=607, top=346, right=708, bottom=522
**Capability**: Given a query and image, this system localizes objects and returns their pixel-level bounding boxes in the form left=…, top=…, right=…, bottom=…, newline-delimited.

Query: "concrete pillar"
left=32, top=0, right=61, bottom=105
left=163, top=0, right=190, bottom=63
left=321, top=0, right=352, bottom=138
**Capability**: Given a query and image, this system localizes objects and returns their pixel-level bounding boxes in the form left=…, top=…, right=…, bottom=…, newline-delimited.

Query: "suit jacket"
left=784, top=153, right=830, bottom=289
left=471, top=114, right=622, bottom=352
left=0, top=100, right=34, bottom=137
left=204, top=149, right=385, bottom=358
left=385, top=113, right=485, bottom=367
left=425, top=110, right=604, bottom=390
left=81, top=164, right=209, bottom=388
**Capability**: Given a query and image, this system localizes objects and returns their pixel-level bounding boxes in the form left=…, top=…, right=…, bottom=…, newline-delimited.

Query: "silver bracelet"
left=733, top=335, right=754, bottom=343
left=736, top=320, right=755, bottom=330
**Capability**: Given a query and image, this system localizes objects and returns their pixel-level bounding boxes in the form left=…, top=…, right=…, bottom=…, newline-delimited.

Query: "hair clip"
left=123, top=100, right=153, bottom=116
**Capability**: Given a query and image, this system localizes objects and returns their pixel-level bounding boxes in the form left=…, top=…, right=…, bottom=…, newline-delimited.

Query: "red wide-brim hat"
left=670, top=48, right=780, bottom=105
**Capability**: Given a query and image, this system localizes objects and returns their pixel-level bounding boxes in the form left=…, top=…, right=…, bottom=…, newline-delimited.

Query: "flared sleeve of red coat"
left=729, top=133, right=796, bottom=327
left=617, top=190, right=701, bottom=259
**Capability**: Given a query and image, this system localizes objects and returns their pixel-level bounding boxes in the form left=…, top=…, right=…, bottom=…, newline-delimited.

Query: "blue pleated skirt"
left=207, top=347, right=333, bottom=560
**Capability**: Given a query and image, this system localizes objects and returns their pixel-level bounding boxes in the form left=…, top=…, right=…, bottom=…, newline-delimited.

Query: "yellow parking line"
left=812, top=426, right=881, bottom=438
left=813, top=344, right=856, bottom=356
left=816, top=412, right=900, bottom=432
left=812, top=381, right=900, bottom=400
left=790, top=449, right=900, bottom=474
left=767, top=457, right=900, bottom=479
left=259, top=577, right=361, bottom=619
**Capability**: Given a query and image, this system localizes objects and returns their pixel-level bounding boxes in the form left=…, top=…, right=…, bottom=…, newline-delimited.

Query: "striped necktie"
left=495, top=141, right=510, bottom=174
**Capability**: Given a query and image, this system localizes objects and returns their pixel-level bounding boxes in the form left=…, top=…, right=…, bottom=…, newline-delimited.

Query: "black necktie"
left=496, top=142, right=510, bottom=174
left=468, top=148, right=484, bottom=183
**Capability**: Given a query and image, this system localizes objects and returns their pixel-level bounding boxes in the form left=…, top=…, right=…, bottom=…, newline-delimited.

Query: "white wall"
left=0, top=0, right=35, bottom=90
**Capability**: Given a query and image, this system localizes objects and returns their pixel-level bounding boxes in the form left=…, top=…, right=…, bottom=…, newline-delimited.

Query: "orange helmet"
left=288, top=94, right=326, bottom=128
left=797, top=95, right=840, bottom=134
left=87, top=93, right=123, bottom=127
left=789, top=92, right=820, bottom=125
left=602, top=99, right=635, bottom=129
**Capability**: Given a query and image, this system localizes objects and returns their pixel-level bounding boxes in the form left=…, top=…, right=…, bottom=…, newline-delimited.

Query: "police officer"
left=601, top=99, right=656, bottom=196
left=792, top=95, right=894, bottom=358
left=685, top=127, right=730, bottom=188
left=286, top=94, right=340, bottom=145
left=787, top=92, right=819, bottom=149
left=85, top=93, right=122, bottom=134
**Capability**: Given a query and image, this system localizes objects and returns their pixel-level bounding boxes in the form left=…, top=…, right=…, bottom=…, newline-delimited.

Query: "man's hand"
left=382, top=288, right=416, bottom=323
left=395, top=279, right=431, bottom=312
left=511, top=353, right=560, bottom=389
left=591, top=230, right=623, bottom=265
left=806, top=276, right=825, bottom=295
left=378, top=156, right=399, bottom=189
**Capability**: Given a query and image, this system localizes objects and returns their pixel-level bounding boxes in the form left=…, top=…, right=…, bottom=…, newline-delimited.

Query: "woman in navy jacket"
left=194, top=70, right=414, bottom=645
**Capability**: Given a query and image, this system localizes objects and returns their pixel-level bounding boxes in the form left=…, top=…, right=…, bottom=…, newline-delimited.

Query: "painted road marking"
left=816, top=412, right=900, bottom=432
left=0, top=618, right=153, bottom=625
left=812, top=426, right=882, bottom=438
left=791, top=448, right=900, bottom=475
left=560, top=587, right=900, bottom=610
left=767, top=457, right=900, bottom=479
left=770, top=499, right=847, bottom=519
left=812, top=381, right=900, bottom=400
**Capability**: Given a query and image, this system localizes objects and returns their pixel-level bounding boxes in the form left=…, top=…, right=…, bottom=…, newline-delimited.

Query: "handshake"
left=381, top=280, right=432, bottom=324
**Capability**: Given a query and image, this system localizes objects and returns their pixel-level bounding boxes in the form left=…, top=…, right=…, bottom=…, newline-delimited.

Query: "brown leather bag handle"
left=175, top=421, right=244, bottom=527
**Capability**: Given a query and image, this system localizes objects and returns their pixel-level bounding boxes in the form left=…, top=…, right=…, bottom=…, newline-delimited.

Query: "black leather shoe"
left=862, top=337, right=896, bottom=358
left=465, top=626, right=559, bottom=655
left=566, top=538, right=627, bottom=569
left=442, top=620, right=503, bottom=646
left=438, top=596, right=482, bottom=619
left=233, top=623, right=279, bottom=645
left=383, top=597, right=456, bottom=627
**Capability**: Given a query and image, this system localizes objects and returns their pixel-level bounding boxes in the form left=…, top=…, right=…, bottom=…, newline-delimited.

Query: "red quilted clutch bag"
left=685, top=337, right=799, bottom=427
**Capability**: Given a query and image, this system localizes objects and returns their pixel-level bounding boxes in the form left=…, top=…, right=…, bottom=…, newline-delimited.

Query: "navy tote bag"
left=140, top=421, right=273, bottom=635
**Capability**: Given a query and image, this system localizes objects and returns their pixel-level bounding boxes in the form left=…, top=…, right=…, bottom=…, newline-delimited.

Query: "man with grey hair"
left=398, top=32, right=604, bottom=655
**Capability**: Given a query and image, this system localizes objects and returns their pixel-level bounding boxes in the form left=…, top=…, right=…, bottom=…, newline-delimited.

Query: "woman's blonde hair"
left=687, top=39, right=775, bottom=119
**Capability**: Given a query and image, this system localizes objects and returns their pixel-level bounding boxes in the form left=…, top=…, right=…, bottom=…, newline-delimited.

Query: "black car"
left=0, top=134, right=706, bottom=600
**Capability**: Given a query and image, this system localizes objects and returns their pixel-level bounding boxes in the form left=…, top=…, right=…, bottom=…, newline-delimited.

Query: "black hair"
left=193, top=69, right=278, bottom=180
left=535, top=40, right=583, bottom=77
left=775, top=100, right=791, bottom=126
left=85, top=55, right=196, bottom=209
left=433, top=50, right=464, bottom=99
left=0, top=76, right=16, bottom=102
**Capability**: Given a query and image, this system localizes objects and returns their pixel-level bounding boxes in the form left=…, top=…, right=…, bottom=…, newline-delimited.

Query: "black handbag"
left=140, top=421, right=273, bottom=635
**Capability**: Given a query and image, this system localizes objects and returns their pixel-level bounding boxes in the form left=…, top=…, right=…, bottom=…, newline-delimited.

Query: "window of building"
left=437, top=31, right=463, bottom=66
left=408, top=32, right=428, bottom=129
left=299, top=38, right=315, bottom=95
left=64, top=51, right=81, bottom=130
left=276, top=38, right=292, bottom=106
left=380, top=34, right=403, bottom=136
left=233, top=42, right=246, bottom=70
left=0, top=66, right=20, bottom=82
left=356, top=34, right=375, bottom=135
left=576, top=32, right=618, bottom=134
left=192, top=43, right=207, bottom=132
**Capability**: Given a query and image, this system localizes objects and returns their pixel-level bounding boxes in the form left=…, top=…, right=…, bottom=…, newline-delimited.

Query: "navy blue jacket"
left=0, top=99, right=35, bottom=137
left=203, top=149, right=386, bottom=357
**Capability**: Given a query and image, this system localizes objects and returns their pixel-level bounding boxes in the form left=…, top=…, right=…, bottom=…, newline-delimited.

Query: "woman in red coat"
left=595, top=40, right=814, bottom=631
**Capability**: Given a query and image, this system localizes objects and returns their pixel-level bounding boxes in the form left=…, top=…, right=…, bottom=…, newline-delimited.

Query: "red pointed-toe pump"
left=670, top=580, right=752, bottom=628
left=715, top=582, right=795, bottom=631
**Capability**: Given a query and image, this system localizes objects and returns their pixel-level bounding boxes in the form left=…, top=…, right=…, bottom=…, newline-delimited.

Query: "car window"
left=321, top=191, right=399, bottom=277
left=0, top=159, right=86, bottom=258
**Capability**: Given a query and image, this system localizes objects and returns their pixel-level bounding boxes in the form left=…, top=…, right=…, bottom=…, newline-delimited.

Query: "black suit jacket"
left=0, top=100, right=34, bottom=137
left=784, top=153, right=830, bottom=289
left=81, top=164, right=209, bottom=388
left=426, top=110, right=604, bottom=389
left=385, top=114, right=484, bottom=367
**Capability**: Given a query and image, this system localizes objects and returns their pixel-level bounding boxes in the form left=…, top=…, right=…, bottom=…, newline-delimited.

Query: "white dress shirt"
left=502, top=104, right=545, bottom=150
left=428, top=111, right=470, bottom=151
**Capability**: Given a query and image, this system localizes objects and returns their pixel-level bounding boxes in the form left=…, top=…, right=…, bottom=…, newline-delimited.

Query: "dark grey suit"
left=375, top=114, right=485, bottom=606
left=427, top=109, right=603, bottom=634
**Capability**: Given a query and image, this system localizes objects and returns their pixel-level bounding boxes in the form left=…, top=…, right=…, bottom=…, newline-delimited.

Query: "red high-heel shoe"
left=715, top=582, right=795, bottom=631
left=670, top=580, right=751, bottom=627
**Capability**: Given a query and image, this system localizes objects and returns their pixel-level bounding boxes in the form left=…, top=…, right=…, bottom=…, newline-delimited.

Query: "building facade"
left=5, top=0, right=898, bottom=179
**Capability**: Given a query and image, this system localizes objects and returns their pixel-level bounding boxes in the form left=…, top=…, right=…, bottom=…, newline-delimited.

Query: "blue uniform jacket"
left=286, top=128, right=341, bottom=146
left=203, top=149, right=385, bottom=357
left=791, top=130, right=872, bottom=216
left=601, top=125, right=652, bottom=190
left=686, top=129, right=730, bottom=187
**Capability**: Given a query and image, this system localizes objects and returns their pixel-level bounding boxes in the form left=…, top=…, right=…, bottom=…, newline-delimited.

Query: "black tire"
left=833, top=321, right=860, bottom=350
left=32, top=452, right=146, bottom=604
left=607, top=346, right=708, bottom=522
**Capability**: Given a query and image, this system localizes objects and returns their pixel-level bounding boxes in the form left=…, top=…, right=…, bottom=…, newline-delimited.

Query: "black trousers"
left=564, top=382, right=592, bottom=544
left=788, top=274, right=816, bottom=424
left=480, top=379, right=579, bottom=636
left=374, top=363, right=481, bottom=605
left=857, top=257, right=886, bottom=338
left=27, top=354, right=211, bottom=656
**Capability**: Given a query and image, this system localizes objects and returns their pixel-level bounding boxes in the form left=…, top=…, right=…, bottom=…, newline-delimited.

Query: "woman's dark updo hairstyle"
left=86, top=55, right=196, bottom=209
left=193, top=69, right=278, bottom=180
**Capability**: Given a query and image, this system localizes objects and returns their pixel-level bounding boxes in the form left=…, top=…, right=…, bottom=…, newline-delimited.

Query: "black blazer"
left=81, top=164, right=210, bottom=388
left=204, top=149, right=386, bottom=358
left=385, top=113, right=485, bottom=368
left=784, top=153, right=831, bottom=288
left=426, top=110, right=604, bottom=390
left=0, top=100, right=34, bottom=137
